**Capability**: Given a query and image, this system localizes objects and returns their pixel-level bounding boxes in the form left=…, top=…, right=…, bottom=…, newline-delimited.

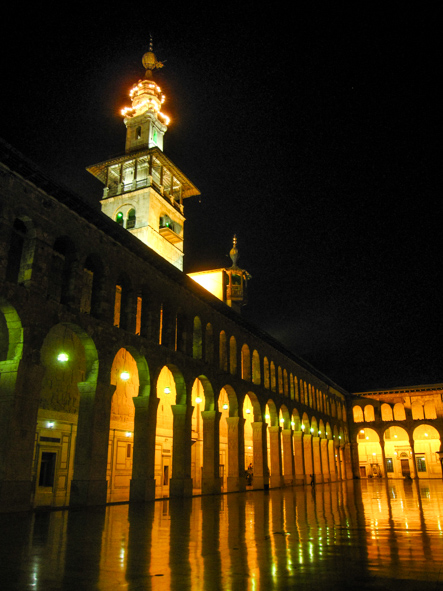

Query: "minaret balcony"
left=103, top=177, right=184, bottom=214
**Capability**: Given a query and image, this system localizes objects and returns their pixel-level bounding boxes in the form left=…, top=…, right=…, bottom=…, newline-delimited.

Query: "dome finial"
left=230, top=234, right=239, bottom=267
left=142, top=35, right=164, bottom=79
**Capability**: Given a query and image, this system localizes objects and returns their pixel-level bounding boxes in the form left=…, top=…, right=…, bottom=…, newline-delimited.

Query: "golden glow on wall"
left=187, top=270, right=225, bottom=301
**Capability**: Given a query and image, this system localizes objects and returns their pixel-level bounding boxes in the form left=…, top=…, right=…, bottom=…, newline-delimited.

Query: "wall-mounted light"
left=425, top=433, right=428, bottom=437
left=120, top=371, right=130, bottom=381
left=125, top=432, right=132, bottom=437
left=223, top=403, right=229, bottom=410
left=310, top=428, right=314, bottom=433
left=57, top=353, right=69, bottom=362
left=195, top=396, right=202, bottom=404
left=360, top=429, right=365, bottom=434
left=164, top=386, right=171, bottom=394
left=47, top=421, right=55, bottom=428
left=265, top=413, right=270, bottom=420
left=291, top=421, right=295, bottom=428
left=280, top=418, right=285, bottom=424
left=301, top=424, right=305, bottom=431
left=246, top=408, right=251, bottom=414
left=339, top=436, right=342, bottom=440
left=318, top=430, right=321, bottom=435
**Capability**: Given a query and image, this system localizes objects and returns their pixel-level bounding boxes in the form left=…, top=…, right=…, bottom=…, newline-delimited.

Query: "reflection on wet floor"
left=1, top=480, right=443, bottom=590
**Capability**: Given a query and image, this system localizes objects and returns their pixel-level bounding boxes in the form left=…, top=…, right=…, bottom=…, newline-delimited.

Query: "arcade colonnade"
left=0, top=316, right=352, bottom=511
left=350, top=397, right=443, bottom=480
left=0, top=144, right=349, bottom=512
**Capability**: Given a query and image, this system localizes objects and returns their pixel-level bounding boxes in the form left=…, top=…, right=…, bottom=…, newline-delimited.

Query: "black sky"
left=1, top=4, right=440, bottom=392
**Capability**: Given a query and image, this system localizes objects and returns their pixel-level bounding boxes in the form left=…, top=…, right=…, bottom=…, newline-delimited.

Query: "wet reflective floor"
left=1, top=480, right=443, bottom=590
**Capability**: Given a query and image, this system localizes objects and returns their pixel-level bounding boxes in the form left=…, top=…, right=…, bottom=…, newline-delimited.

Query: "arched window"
left=241, top=344, right=251, bottom=381
left=219, top=331, right=228, bottom=371
left=381, top=403, right=393, bottom=422
left=278, top=366, right=283, bottom=394
left=48, top=237, right=75, bottom=304
left=270, top=361, right=276, bottom=392
left=193, top=316, right=202, bottom=359
left=393, top=403, right=406, bottom=421
left=263, top=357, right=270, bottom=389
left=364, top=405, right=375, bottom=422
left=252, top=350, right=261, bottom=385
left=229, top=336, right=237, bottom=375
left=424, top=400, right=437, bottom=419
left=126, top=209, right=136, bottom=229
left=353, top=406, right=364, bottom=422
left=114, top=275, right=131, bottom=331
left=6, top=218, right=33, bottom=285
left=80, top=254, right=103, bottom=317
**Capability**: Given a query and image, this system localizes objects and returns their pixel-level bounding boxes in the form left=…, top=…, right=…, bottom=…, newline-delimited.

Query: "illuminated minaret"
left=87, top=39, right=200, bottom=271
left=188, top=235, right=251, bottom=313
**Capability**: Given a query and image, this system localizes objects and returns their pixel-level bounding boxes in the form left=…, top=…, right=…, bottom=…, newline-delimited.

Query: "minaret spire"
left=121, top=38, right=169, bottom=152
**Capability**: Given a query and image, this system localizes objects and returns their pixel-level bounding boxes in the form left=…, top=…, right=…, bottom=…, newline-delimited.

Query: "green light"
left=57, top=353, right=69, bottom=362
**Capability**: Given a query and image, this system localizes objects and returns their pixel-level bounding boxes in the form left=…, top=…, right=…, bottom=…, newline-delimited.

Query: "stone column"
left=70, top=381, right=114, bottom=507
left=281, top=429, right=294, bottom=486
left=338, top=446, right=346, bottom=480
left=344, top=442, right=353, bottom=480
left=312, top=436, right=323, bottom=484
left=408, top=434, right=417, bottom=479
left=335, top=444, right=342, bottom=480
left=0, top=359, right=43, bottom=512
left=328, top=440, right=337, bottom=482
left=226, top=416, right=246, bottom=492
left=169, top=403, right=193, bottom=497
left=321, top=438, right=330, bottom=483
left=130, top=395, right=159, bottom=502
left=293, top=431, right=305, bottom=485
left=252, top=422, right=268, bottom=490
left=350, top=440, right=360, bottom=479
left=380, top=439, right=387, bottom=478
left=201, top=410, right=222, bottom=495
left=303, top=433, right=313, bottom=485
left=268, top=426, right=284, bottom=488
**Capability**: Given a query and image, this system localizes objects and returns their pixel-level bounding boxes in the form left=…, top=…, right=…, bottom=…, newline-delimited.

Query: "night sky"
left=2, top=5, right=440, bottom=392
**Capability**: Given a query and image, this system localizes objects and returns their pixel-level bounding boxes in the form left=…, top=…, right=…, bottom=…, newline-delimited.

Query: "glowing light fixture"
left=291, top=421, right=295, bottom=428
left=425, top=433, right=428, bottom=437
left=265, top=414, right=270, bottom=420
left=301, top=424, right=305, bottom=431
left=195, top=396, right=202, bottom=404
left=125, top=432, right=131, bottom=437
left=164, top=387, right=171, bottom=394
left=223, top=403, right=229, bottom=410
left=120, top=371, right=130, bottom=381
left=246, top=408, right=251, bottom=414
left=360, top=429, right=365, bottom=434
left=318, top=430, right=321, bottom=435
left=310, top=428, right=314, bottom=433
left=339, top=436, right=342, bottom=440
left=280, top=418, right=285, bottom=424
left=57, top=353, right=69, bottom=362
left=47, top=421, right=54, bottom=428
left=366, top=436, right=369, bottom=440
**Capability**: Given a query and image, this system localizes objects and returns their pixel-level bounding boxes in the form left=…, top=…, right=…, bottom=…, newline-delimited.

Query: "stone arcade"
left=0, top=43, right=441, bottom=513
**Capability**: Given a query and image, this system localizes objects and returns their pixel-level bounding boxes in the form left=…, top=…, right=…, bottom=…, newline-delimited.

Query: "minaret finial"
left=142, top=35, right=164, bottom=79
left=230, top=234, right=239, bottom=267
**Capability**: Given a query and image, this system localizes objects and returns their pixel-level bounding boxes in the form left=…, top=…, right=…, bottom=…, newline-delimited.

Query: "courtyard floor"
left=1, top=479, right=443, bottom=590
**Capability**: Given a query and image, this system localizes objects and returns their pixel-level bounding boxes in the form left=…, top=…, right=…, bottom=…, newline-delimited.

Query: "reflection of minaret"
left=188, top=235, right=251, bottom=313
left=87, top=38, right=200, bottom=271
